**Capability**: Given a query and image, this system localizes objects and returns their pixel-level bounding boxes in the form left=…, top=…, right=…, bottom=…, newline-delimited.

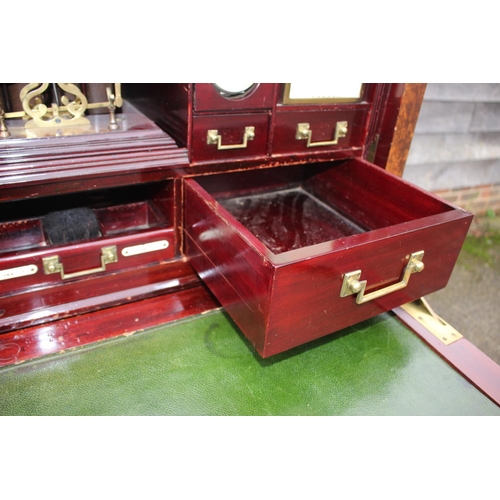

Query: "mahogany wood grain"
left=191, top=113, right=270, bottom=164
left=184, top=159, right=472, bottom=357
left=184, top=181, right=274, bottom=352
left=0, top=283, right=219, bottom=367
left=0, top=130, right=188, bottom=202
left=0, top=227, right=176, bottom=291
left=306, top=158, right=452, bottom=229
left=0, top=83, right=475, bottom=365
left=122, top=84, right=191, bottom=148
left=0, top=258, right=198, bottom=333
left=271, top=108, right=368, bottom=157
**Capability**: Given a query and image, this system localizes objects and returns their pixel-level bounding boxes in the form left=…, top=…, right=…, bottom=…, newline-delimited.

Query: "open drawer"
left=0, top=182, right=177, bottom=332
left=184, top=159, right=473, bottom=358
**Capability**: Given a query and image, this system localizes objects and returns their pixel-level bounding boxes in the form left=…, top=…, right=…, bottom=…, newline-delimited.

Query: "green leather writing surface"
left=0, top=311, right=498, bottom=415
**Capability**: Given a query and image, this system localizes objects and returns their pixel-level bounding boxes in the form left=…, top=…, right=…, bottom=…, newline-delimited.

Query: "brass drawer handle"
left=340, top=251, right=425, bottom=304
left=43, top=245, right=118, bottom=280
left=207, top=126, right=255, bottom=150
left=296, top=121, right=348, bottom=147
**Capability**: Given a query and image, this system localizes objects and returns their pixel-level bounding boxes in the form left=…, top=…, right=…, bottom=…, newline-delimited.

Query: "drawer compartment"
left=184, top=159, right=473, bottom=358
left=0, top=182, right=177, bottom=331
left=272, top=108, right=369, bottom=156
left=191, top=113, right=269, bottom=163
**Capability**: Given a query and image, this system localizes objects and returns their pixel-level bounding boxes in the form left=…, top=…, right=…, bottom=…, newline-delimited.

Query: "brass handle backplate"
left=296, top=121, right=348, bottom=147
left=340, top=251, right=425, bottom=304
left=207, top=126, right=255, bottom=150
left=43, top=246, right=118, bottom=280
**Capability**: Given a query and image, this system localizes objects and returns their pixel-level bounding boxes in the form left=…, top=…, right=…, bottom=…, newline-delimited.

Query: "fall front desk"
left=0, top=83, right=499, bottom=414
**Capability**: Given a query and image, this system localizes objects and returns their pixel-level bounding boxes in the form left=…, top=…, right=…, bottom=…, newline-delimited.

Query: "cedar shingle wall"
left=404, top=83, right=500, bottom=214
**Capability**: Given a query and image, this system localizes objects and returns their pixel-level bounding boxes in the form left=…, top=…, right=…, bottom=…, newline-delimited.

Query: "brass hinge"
left=401, top=297, right=463, bottom=345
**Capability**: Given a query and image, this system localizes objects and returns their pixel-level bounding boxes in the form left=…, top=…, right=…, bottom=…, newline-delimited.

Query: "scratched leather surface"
left=1, top=311, right=499, bottom=415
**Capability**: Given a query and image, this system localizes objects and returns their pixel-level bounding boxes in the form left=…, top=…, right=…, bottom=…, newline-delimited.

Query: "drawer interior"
left=192, top=159, right=456, bottom=256
left=0, top=182, right=173, bottom=255
left=219, top=187, right=363, bottom=254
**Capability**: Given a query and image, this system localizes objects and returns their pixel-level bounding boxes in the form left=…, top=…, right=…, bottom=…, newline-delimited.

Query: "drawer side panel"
left=183, top=179, right=275, bottom=344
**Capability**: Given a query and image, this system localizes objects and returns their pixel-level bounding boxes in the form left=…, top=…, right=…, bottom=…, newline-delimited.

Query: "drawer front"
left=193, top=84, right=276, bottom=112
left=191, top=113, right=269, bottom=163
left=265, top=216, right=468, bottom=356
left=0, top=228, right=175, bottom=294
left=183, top=160, right=473, bottom=358
left=272, top=108, right=369, bottom=156
left=0, top=228, right=177, bottom=332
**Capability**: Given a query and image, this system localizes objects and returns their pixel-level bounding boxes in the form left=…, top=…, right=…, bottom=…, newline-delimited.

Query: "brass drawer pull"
left=340, top=251, right=425, bottom=304
left=207, top=126, right=255, bottom=150
left=43, top=246, right=118, bottom=280
left=296, top=121, right=348, bottom=147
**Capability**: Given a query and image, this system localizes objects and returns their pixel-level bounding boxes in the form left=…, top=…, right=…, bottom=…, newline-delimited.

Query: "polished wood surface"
left=184, top=159, right=472, bottom=357
left=0, top=82, right=477, bottom=367
left=0, top=282, right=219, bottom=367
left=0, top=260, right=199, bottom=334
left=0, top=179, right=180, bottom=332
left=125, top=84, right=397, bottom=167
left=123, top=84, right=191, bottom=149
left=271, top=108, right=367, bottom=157
left=191, top=113, right=269, bottom=163
left=0, top=101, right=189, bottom=202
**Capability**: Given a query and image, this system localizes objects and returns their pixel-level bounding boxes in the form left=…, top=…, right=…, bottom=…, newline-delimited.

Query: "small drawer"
left=184, top=159, right=473, bottom=358
left=191, top=113, right=269, bottom=163
left=0, top=183, right=177, bottom=331
left=193, top=84, right=276, bottom=112
left=272, top=108, right=369, bottom=156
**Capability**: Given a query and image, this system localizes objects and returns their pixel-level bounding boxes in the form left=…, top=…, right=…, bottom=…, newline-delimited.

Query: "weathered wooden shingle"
left=405, top=83, right=500, bottom=194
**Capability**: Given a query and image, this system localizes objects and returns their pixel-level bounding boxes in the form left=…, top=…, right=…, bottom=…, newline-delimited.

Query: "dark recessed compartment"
left=0, top=218, right=47, bottom=254
left=0, top=181, right=177, bottom=333
left=184, top=158, right=473, bottom=357
left=95, top=201, right=164, bottom=236
left=0, top=183, right=172, bottom=255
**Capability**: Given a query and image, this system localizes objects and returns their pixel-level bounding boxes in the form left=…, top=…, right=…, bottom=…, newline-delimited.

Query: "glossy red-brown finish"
left=184, top=159, right=473, bottom=357
left=0, top=227, right=175, bottom=290
left=0, top=283, right=219, bottom=367
left=0, top=260, right=200, bottom=333
left=271, top=108, right=368, bottom=157
left=193, top=84, right=277, bottom=112
left=191, top=113, right=270, bottom=164
left=0, top=153, right=183, bottom=334
left=123, top=84, right=393, bottom=167
left=0, top=105, right=188, bottom=202
left=122, top=84, right=191, bottom=148
left=0, top=83, right=474, bottom=368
